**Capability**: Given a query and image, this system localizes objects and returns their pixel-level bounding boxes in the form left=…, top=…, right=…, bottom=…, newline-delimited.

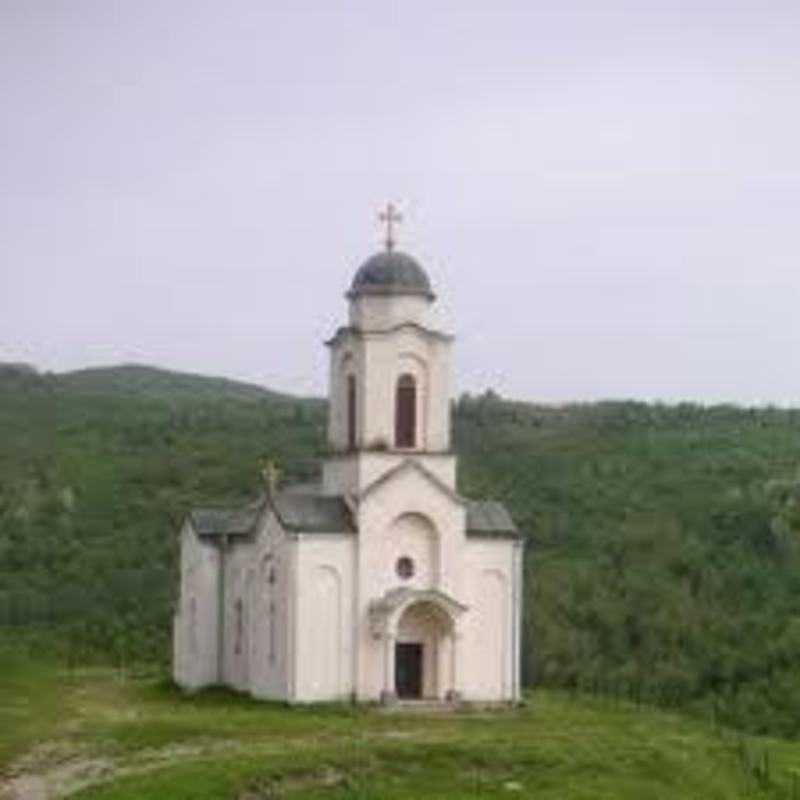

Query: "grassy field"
left=3, top=653, right=800, bottom=799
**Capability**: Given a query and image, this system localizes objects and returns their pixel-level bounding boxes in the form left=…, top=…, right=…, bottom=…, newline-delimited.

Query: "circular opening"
left=396, top=556, right=415, bottom=581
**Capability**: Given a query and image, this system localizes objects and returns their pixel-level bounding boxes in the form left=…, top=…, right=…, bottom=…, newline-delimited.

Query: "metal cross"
left=379, top=202, right=402, bottom=252
left=261, top=460, right=281, bottom=497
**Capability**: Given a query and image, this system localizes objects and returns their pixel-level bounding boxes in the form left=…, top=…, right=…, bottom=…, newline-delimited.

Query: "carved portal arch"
left=395, top=600, right=453, bottom=699
left=368, top=588, right=467, bottom=702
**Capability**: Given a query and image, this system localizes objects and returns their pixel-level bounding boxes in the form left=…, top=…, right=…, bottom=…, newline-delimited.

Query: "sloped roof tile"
left=465, top=500, right=519, bottom=539
left=189, top=505, right=261, bottom=536
left=188, top=487, right=517, bottom=539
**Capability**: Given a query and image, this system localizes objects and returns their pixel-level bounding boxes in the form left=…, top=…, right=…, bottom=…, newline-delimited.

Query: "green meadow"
left=3, top=649, right=800, bottom=799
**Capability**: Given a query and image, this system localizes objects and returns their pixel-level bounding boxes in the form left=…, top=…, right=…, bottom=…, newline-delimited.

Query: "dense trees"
left=454, top=393, right=800, bottom=735
left=2, top=366, right=800, bottom=735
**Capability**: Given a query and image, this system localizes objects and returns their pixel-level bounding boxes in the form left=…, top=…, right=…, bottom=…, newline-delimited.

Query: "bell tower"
left=322, top=207, right=455, bottom=496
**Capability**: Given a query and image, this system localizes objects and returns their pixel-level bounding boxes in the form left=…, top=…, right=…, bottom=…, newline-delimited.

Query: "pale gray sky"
left=2, top=1, right=799, bottom=404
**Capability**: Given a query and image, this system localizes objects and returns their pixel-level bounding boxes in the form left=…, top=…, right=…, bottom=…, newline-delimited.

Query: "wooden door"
left=395, top=643, right=423, bottom=698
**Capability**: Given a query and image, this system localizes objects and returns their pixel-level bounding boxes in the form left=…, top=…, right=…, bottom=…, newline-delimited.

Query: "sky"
left=1, top=0, right=799, bottom=404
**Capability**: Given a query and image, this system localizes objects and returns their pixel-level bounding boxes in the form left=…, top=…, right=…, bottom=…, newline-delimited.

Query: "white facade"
left=173, top=247, right=523, bottom=703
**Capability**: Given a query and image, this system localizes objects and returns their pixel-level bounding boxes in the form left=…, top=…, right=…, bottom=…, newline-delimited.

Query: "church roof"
left=465, top=501, right=519, bottom=539
left=188, top=489, right=517, bottom=539
left=273, top=489, right=355, bottom=533
left=348, top=251, right=435, bottom=300
left=189, top=503, right=263, bottom=536
left=188, top=488, right=354, bottom=538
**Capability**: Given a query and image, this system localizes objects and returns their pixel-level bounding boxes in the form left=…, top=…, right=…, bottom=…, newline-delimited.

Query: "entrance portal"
left=395, top=643, right=423, bottom=698
left=372, top=590, right=467, bottom=704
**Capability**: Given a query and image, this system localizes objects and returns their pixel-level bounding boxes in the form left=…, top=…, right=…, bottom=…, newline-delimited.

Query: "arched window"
left=395, top=373, right=417, bottom=448
left=268, top=564, right=277, bottom=666
left=234, top=598, right=244, bottom=655
left=347, top=374, right=356, bottom=450
left=188, top=597, right=198, bottom=656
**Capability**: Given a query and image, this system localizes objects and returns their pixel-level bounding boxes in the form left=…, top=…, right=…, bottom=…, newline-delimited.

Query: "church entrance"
left=395, top=643, right=423, bottom=698
left=375, top=591, right=466, bottom=704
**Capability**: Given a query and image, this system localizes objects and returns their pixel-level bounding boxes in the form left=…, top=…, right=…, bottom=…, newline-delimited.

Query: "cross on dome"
left=378, top=202, right=402, bottom=252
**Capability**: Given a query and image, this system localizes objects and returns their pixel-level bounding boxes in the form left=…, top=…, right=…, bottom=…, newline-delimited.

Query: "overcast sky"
left=2, top=1, right=799, bottom=404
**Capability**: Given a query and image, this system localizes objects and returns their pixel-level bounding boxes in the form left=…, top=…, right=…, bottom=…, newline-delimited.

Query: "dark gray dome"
left=348, top=251, right=434, bottom=300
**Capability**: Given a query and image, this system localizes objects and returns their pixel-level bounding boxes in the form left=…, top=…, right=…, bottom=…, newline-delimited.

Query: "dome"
left=348, top=250, right=434, bottom=300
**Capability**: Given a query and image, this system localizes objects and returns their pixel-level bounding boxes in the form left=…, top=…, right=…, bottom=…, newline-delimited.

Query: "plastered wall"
left=173, top=523, right=220, bottom=690
left=245, top=511, right=294, bottom=701
left=293, top=534, right=357, bottom=701
left=322, top=452, right=456, bottom=496
left=460, top=539, right=520, bottom=701
left=348, top=294, right=432, bottom=330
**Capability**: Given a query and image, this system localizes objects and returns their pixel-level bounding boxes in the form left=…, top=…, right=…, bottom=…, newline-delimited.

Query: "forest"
left=1, top=362, right=799, bottom=738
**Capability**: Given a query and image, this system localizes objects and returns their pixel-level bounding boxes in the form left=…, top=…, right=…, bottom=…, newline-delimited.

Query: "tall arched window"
left=268, top=565, right=277, bottom=665
left=395, top=373, right=417, bottom=448
left=188, top=597, right=198, bottom=656
left=234, top=598, right=244, bottom=655
left=347, top=374, right=356, bottom=450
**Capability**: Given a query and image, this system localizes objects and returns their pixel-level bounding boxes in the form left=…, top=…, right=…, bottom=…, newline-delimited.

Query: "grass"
left=0, top=645, right=65, bottom=769
left=3, top=655, right=800, bottom=798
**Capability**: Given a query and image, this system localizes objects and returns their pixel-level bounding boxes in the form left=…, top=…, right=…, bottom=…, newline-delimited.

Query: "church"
left=173, top=210, right=523, bottom=704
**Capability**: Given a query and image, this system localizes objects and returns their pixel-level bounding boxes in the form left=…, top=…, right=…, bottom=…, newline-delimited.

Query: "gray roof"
left=273, top=491, right=354, bottom=533
left=188, top=490, right=516, bottom=540
left=188, top=489, right=353, bottom=538
left=189, top=503, right=262, bottom=536
left=348, top=251, right=434, bottom=300
left=466, top=501, right=519, bottom=539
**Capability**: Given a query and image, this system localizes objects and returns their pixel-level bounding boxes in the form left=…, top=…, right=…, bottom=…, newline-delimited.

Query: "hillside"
left=56, top=363, right=309, bottom=405
left=1, top=364, right=800, bottom=737
left=2, top=649, right=798, bottom=799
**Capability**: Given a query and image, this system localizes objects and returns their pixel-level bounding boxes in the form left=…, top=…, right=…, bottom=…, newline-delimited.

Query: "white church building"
left=173, top=218, right=523, bottom=703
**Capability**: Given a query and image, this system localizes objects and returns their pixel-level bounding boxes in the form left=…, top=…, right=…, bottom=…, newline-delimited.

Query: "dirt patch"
left=2, top=737, right=321, bottom=799
left=1, top=758, right=113, bottom=800
left=3, top=774, right=48, bottom=800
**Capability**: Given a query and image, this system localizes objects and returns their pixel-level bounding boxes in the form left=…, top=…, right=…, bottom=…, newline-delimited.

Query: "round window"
left=396, top=556, right=415, bottom=580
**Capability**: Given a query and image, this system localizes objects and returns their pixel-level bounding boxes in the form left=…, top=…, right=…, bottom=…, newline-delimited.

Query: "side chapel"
left=173, top=208, right=523, bottom=703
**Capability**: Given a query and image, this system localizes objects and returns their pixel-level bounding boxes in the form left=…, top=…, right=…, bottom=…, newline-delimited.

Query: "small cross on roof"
left=379, top=202, right=402, bottom=252
left=261, top=460, right=281, bottom=497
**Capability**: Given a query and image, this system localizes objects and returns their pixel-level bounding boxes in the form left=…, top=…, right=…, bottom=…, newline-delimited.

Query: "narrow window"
left=234, top=598, right=244, bottom=655
left=268, top=567, right=277, bottom=665
left=189, top=597, right=198, bottom=655
left=347, top=374, right=356, bottom=450
left=395, top=374, right=417, bottom=448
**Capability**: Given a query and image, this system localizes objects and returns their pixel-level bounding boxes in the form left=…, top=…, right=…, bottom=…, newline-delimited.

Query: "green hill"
left=56, top=363, right=308, bottom=404
left=1, top=365, right=799, bottom=738
left=2, top=651, right=799, bottom=799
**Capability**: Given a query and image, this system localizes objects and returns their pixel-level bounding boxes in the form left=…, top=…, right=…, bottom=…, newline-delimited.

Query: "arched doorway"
left=370, top=587, right=467, bottom=704
left=394, top=601, right=453, bottom=699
